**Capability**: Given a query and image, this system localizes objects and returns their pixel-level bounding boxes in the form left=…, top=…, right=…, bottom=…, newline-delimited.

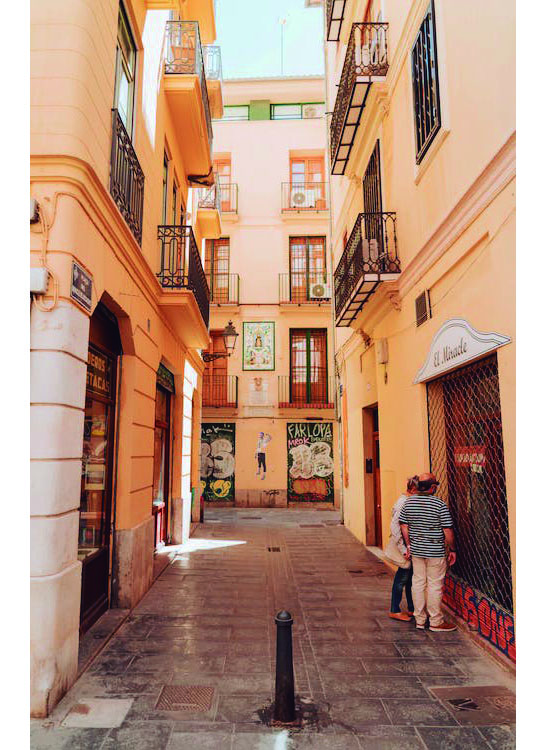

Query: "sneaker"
left=261, top=474, right=265, bottom=480
left=416, top=622, right=426, bottom=630
left=389, top=612, right=412, bottom=622
left=402, top=611, right=414, bottom=617
left=430, top=621, right=457, bottom=632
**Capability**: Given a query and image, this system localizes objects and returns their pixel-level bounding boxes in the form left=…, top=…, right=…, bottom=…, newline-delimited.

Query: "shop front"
left=79, top=303, right=122, bottom=633
left=415, top=319, right=515, bottom=662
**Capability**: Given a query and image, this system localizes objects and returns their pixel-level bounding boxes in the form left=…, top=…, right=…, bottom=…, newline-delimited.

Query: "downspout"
left=110, top=353, right=123, bottom=605
left=322, top=12, right=345, bottom=525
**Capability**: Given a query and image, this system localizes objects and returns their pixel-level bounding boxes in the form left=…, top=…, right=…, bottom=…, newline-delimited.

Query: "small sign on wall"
left=71, top=261, right=92, bottom=312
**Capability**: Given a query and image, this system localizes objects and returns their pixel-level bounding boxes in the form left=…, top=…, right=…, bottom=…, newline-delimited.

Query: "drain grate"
left=448, top=698, right=480, bottom=711
left=268, top=546, right=281, bottom=552
left=155, top=686, right=214, bottom=712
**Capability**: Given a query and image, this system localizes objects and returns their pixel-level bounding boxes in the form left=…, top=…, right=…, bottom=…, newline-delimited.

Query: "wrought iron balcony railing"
left=197, top=177, right=221, bottom=212
left=281, top=182, right=328, bottom=212
left=219, top=183, right=238, bottom=213
left=208, top=273, right=240, bottom=305
left=278, top=373, right=335, bottom=409
left=326, top=0, right=347, bottom=42
left=334, top=211, right=400, bottom=327
left=203, top=374, right=238, bottom=408
left=203, top=45, right=222, bottom=81
left=279, top=272, right=331, bottom=304
left=330, top=22, right=389, bottom=175
left=157, top=224, right=210, bottom=328
left=164, top=20, right=213, bottom=146
left=109, top=109, right=145, bottom=245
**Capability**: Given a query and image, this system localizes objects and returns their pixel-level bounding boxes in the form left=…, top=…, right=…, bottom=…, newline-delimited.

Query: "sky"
left=215, top=0, right=324, bottom=79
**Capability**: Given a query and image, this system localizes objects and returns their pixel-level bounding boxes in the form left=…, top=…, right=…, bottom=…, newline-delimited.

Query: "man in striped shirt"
left=399, top=473, right=457, bottom=632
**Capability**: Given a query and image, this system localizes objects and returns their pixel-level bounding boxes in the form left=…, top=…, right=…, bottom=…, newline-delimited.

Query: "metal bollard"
left=274, top=610, right=296, bottom=722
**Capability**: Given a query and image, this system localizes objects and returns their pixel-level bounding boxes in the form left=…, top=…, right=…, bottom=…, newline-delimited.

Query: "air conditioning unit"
left=308, top=280, right=331, bottom=300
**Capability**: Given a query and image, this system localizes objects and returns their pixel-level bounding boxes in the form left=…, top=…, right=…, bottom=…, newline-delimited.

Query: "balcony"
left=203, top=374, right=238, bottom=408
left=195, top=177, right=222, bottom=239
left=146, top=1, right=216, bottom=45
left=218, top=183, right=238, bottom=219
left=334, top=212, right=400, bottom=327
left=163, top=21, right=213, bottom=183
left=281, top=182, right=328, bottom=216
left=278, top=374, right=335, bottom=409
left=109, top=109, right=144, bottom=245
left=203, top=45, right=223, bottom=119
left=157, top=224, right=210, bottom=340
left=208, top=273, right=240, bottom=305
left=326, top=0, right=347, bottom=42
left=330, top=23, right=389, bottom=175
left=279, top=272, right=331, bottom=305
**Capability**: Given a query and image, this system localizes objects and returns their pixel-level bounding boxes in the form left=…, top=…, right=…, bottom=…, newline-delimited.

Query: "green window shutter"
left=249, top=100, right=270, bottom=120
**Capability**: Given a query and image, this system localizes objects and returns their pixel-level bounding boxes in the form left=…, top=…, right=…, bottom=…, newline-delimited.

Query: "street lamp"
left=202, top=320, right=239, bottom=362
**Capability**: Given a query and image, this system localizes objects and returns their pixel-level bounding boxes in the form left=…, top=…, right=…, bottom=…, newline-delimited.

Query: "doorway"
left=362, top=405, right=382, bottom=546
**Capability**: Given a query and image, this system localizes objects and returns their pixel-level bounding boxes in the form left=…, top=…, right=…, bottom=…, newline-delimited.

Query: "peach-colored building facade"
left=325, top=0, right=515, bottom=662
left=30, top=0, right=221, bottom=715
left=201, top=77, right=341, bottom=509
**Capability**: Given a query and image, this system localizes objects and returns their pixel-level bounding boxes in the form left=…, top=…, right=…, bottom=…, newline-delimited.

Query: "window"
left=288, top=157, right=326, bottom=210
left=222, top=105, right=249, bottom=121
left=205, top=238, right=230, bottom=303
left=113, top=3, right=136, bottom=137
left=411, top=2, right=441, bottom=164
left=290, top=329, right=328, bottom=404
left=271, top=103, right=325, bottom=120
left=289, top=237, right=326, bottom=303
left=161, top=151, right=169, bottom=224
left=172, top=177, right=178, bottom=225
left=214, top=158, right=232, bottom=211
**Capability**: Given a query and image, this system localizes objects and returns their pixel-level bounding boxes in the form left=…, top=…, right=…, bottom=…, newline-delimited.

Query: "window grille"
left=411, top=2, right=441, bottom=164
left=427, top=354, right=513, bottom=613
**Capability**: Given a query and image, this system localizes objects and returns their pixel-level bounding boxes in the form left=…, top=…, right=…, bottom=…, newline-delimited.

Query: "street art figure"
left=201, top=424, right=236, bottom=501
left=255, top=431, right=272, bottom=480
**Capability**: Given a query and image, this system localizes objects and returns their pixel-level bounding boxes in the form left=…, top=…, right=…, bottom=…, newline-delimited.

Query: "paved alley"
left=31, top=510, right=516, bottom=749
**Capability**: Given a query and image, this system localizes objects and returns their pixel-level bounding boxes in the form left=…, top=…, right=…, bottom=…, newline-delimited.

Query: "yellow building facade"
left=201, top=77, right=341, bottom=510
left=30, top=0, right=221, bottom=716
left=326, top=0, right=515, bottom=662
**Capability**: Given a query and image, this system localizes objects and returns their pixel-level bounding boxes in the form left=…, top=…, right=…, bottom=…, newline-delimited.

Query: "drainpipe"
left=110, top=353, right=123, bottom=605
left=322, top=16, right=345, bottom=525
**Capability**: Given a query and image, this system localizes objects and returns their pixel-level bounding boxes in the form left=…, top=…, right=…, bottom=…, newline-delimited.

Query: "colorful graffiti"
left=200, top=423, right=235, bottom=502
left=443, top=572, right=515, bottom=662
left=287, top=422, right=334, bottom=503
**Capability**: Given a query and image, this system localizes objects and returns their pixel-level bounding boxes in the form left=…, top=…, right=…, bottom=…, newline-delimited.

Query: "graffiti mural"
left=443, top=571, right=515, bottom=662
left=200, top=423, right=235, bottom=502
left=287, top=422, right=334, bottom=503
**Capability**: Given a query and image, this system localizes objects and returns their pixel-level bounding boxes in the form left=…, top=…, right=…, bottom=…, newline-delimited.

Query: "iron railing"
left=164, top=20, right=213, bottom=146
left=203, top=45, right=222, bottom=81
left=203, top=374, right=238, bottom=408
left=334, top=211, right=399, bottom=321
left=208, top=273, right=240, bottom=305
left=330, top=22, right=389, bottom=165
left=279, top=272, right=331, bottom=304
left=197, top=177, right=221, bottom=212
left=218, top=183, right=238, bottom=213
left=326, top=0, right=347, bottom=42
left=281, top=182, right=328, bottom=212
left=278, top=374, right=334, bottom=408
left=109, top=109, right=145, bottom=245
left=157, top=224, right=210, bottom=328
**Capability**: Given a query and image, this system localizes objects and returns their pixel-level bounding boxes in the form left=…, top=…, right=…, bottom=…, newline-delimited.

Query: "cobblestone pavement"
left=31, top=509, right=516, bottom=749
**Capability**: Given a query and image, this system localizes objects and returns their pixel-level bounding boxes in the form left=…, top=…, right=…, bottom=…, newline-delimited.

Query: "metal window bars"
left=278, top=374, right=334, bottom=408
left=109, top=109, right=145, bottom=245
left=157, top=224, right=210, bottom=328
left=202, top=374, right=238, bottom=408
left=279, top=272, right=331, bottom=304
left=163, top=20, right=213, bottom=146
left=334, top=211, right=400, bottom=325
left=218, top=183, right=238, bottom=212
left=330, top=22, right=389, bottom=174
left=411, top=3, right=441, bottom=164
left=281, top=182, right=328, bottom=212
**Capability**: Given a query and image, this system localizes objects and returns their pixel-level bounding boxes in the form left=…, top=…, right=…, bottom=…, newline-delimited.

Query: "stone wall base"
left=112, top=516, right=154, bottom=610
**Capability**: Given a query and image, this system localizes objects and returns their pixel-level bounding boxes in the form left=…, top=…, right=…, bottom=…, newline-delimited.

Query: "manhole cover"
left=268, top=547, right=281, bottom=552
left=490, top=696, right=516, bottom=710
left=155, top=686, right=214, bottom=712
left=448, top=698, right=480, bottom=711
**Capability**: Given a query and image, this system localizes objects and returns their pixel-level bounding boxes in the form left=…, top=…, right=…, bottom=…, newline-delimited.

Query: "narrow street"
left=31, top=510, right=515, bottom=750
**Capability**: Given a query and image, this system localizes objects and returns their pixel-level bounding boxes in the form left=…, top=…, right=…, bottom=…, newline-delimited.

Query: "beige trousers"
left=411, top=556, right=447, bottom=626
